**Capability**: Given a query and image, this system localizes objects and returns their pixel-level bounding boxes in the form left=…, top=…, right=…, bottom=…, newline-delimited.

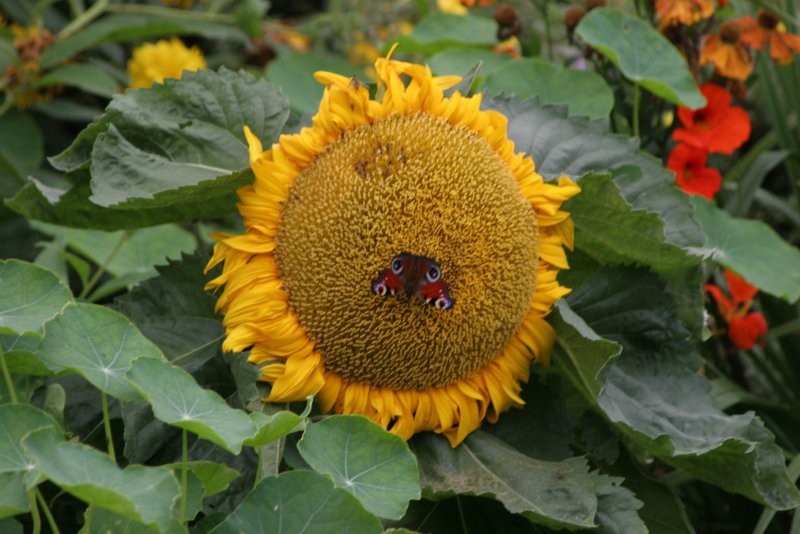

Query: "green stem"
left=79, top=231, right=129, bottom=301
left=254, top=445, right=263, bottom=488
left=180, top=428, right=188, bottom=524
left=455, top=495, right=469, bottom=534
left=35, top=489, right=60, bottom=534
left=105, top=3, right=236, bottom=23
left=632, top=84, right=641, bottom=139
left=0, top=93, right=14, bottom=119
left=58, top=0, right=109, bottom=39
left=66, top=0, right=83, bottom=17
left=28, top=490, right=41, bottom=534
left=0, top=344, right=18, bottom=404
left=101, top=391, right=116, bottom=461
left=541, top=0, right=554, bottom=61
left=766, top=316, right=800, bottom=340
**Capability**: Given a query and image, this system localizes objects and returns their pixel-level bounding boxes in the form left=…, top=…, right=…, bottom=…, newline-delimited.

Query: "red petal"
left=728, top=312, right=768, bottom=349
left=723, top=270, right=758, bottom=303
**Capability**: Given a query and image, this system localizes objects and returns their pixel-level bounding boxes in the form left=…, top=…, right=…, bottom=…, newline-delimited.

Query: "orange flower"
left=667, top=144, right=722, bottom=199
left=656, top=0, right=714, bottom=29
left=700, top=21, right=754, bottom=80
left=705, top=271, right=768, bottom=350
left=672, top=83, right=751, bottom=154
left=739, top=11, right=800, bottom=65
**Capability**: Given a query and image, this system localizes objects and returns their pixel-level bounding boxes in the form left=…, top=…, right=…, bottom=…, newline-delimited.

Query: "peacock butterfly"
left=371, top=253, right=454, bottom=310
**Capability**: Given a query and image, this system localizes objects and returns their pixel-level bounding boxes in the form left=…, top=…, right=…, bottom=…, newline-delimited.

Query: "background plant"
left=1, top=0, right=799, bottom=532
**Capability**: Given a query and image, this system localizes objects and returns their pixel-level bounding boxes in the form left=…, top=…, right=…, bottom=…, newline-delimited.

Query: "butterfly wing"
left=414, top=256, right=455, bottom=310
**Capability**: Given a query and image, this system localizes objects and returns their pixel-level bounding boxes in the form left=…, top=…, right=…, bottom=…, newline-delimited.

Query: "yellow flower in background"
left=206, top=49, right=579, bottom=446
left=437, top=0, right=468, bottom=15
left=127, top=38, right=206, bottom=89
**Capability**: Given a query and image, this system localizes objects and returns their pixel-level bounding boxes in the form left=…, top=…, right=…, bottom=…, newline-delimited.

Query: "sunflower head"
left=206, top=48, right=580, bottom=446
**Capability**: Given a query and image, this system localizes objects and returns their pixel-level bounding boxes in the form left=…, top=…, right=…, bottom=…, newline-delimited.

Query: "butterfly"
left=371, top=253, right=455, bottom=310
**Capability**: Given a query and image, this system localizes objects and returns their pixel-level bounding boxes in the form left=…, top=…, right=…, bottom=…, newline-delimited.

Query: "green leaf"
left=297, top=415, right=420, bottom=520
left=39, top=14, right=248, bottom=69
left=125, top=358, right=256, bottom=454
left=485, top=96, right=704, bottom=252
left=37, top=302, right=165, bottom=401
left=566, top=266, right=800, bottom=510
left=389, top=495, right=542, bottom=533
left=549, top=300, right=621, bottom=402
left=245, top=410, right=306, bottom=447
left=412, top=431, right=600, bottom=529
left=482, top=58, right=613, bottom=119
left=182, top=461, right=240, bottom=497
left=81, top=506, right=182, bottom=534
left=209, top=470, right=382, bottom=534
left=112, top=253, right=221, bottom=370
left=35, top=63, right=120, bottom=98
left=393, top=13, right=496, bottom=54
left=565, top=173, right=700, bottom=275
left=428, top=48, right=512, bottom=80
left=0, top=404, right=62, bottom=517
left=0, top=260, right=73, bottom=335
left=22, top=429, right=180, bottom=531
left=690, top=196, right=800, bottom=302
left=592, top=475, right=646, bottom=534
left=575, top=7, right=704, bottom=108
left=266, top=52, right=362, bottom=114
left=7, top=167, right=253, bottom=231
left=0, top=109, right=43, bottom=188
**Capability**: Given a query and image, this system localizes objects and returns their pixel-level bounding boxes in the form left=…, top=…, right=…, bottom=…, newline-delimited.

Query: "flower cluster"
left=705, top=270, right=768, bottom=349
left=657, top=1, right=800, bottom=81
left=126, top=38, right=206, bottom=89
left=667, top=83, right=750, bottom=198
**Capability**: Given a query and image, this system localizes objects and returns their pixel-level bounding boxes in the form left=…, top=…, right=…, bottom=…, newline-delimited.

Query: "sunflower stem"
left=0, top=344, right=18, bottom=404
left=35, top=489, right=60, bottom=534
left=180, top=428, right=188, bottom=524
left=101, top=391, right=116, bottom=461
left=632, top=84, right=641, bottom=139
left=79, top=230, right=129, bottom=301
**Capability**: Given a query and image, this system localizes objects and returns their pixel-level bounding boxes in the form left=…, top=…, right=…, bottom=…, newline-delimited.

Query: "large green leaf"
left=0, top=404, right=62, bottom=518
left=298, top=415, right=420, bottom=520
left=22, top=429, right=180, bottom=531
left=6, top=167, right=253, bottom=230
left=691, top=196, right=800, bottom=302
left=412, top=431, right=601, bottom=530
left=565, top=173, right=700, bottom=276
left=560, top=266, right=800, bottom=510
left=126, top=358, right=256, bottom=454
left=112, top=253, right=222, bottom=370
left=50, top=68, right=287, bottom=205
left=209, top=470, right=383, bottom=534
left=574, top=7, right=704, bottom=108
left=266, top=52, right=362, bottom=114
left=39, top=13, right=248, bottom=69
left=36, top=302, right=165, bottom=401
left=0, top=260, right=73, bottom=335
left=393, top=13, right=497, bottom=55
left=482, top=58, right=613, bottom=119
left=485, top=96, right=704, bottom=252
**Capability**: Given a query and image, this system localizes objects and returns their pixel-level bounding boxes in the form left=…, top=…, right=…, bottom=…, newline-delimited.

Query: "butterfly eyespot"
left=391, top=257, right=404, bottom=275
left=372, top=281, right=388, bottom=296
left=426, top=266, right=440, bottom=282
left=435, top=297, right=453, bottom=310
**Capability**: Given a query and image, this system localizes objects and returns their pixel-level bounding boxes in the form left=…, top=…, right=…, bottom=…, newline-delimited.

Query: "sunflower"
left=206, top=49, right=580, bottom=446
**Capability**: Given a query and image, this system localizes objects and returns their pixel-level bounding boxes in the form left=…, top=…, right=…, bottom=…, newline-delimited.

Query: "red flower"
left=667, top=143, right=722, bottom=199
left=673, top=83, right=751, bottom=154
left=705, top=270, right=768, bottom=350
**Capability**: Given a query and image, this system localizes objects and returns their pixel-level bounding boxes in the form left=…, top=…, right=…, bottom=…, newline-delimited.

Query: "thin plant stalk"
left=36, top=489, right=61, bottom=534
left=101, top=391, right=116, bottom=461
left=28, top=489, right=41, bottom=534
left=632, top=84, right=641, bottom=139
left=79, top=231, right=130, bottom=301
left=0, top=344, right=18, bottom=404
left=180, top=428, right=188, bottom=524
